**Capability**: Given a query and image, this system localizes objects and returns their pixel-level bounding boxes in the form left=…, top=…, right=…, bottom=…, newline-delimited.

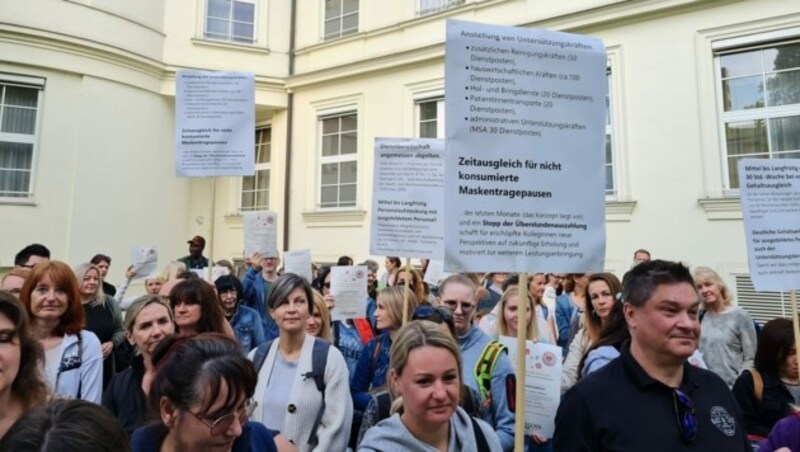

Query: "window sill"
left=0, top=197, right=35, bottom=206
left=605, top=200, right=637, bottom=222
left=301, top=210, right=367, bottom=228
left=698, top=197, right=741, bottom=220
left=191, top=38, right=270, bottom=55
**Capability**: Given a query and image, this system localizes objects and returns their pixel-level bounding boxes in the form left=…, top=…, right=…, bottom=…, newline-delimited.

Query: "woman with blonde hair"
left=74, top=262, right=125, bottom=389
left=359, top=320, right=501, bottom=451
left=694, top=266, right=757, bottom=386
left=307, top=290, right=332, bottom=341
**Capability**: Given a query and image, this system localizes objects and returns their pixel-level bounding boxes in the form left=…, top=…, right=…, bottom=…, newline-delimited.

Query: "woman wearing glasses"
left=103, top=296, right=174, bottom=437
left=131, top=333, right=293, bottom=452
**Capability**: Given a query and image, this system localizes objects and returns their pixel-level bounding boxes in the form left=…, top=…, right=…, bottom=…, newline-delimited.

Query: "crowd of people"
left=0, top=240, right=797, bottom=451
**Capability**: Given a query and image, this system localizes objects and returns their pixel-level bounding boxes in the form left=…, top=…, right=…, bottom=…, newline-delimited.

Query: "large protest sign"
left=330, top=265, right=368, bottom=321
left=175, top=71, right=255, bottom=177
left=243, top=211, right=279, bottom=257
left=370, top=138, right=445, bottom=259
left=739, top=159, right=800, bottom=291
left=444, top=20, right=607, bottom=273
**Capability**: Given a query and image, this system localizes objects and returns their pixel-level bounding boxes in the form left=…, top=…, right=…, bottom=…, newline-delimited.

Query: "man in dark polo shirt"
left=554, top=260, right=748, bottom=451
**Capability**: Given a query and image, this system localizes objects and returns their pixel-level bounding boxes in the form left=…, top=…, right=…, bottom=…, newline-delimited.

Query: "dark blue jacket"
left=131, top=421, right=278, bottom=452
left=350, top=333, right=392, bottom=411
left=241, top=268, right=278, bottom=340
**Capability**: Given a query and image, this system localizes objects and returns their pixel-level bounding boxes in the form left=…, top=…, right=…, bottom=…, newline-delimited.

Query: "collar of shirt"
left=620, top=341, right=701, bottom=393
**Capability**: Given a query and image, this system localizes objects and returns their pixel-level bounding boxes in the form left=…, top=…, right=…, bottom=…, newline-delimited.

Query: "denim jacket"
left=230, top=304, right=267, bottom=353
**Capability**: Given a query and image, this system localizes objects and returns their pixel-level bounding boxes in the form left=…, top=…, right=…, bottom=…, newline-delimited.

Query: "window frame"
left=417, top=0, right=464, bottom=17
left=714, top=38, right=800, bottom=191
left=415, top=97, right=444, bottom=139
left=604, top=47, right=628, bottom=202
left=0, top=74, right=45, bottom=202
left=239, top=125, right=271, bottom=212
left=203, top=0, right=257, bottom=45
left=322, top=0, right=359, bottom=41
left=318, top=111, right=358, bottom=210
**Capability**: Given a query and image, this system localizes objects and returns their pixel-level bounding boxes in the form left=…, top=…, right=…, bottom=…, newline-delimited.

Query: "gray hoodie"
left=358, top=406, right=501, bottom=451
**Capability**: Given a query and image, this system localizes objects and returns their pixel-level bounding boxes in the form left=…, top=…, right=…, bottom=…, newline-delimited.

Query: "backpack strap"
left=76, top=332, right=83, bottom=399
left=333, top=321, right=341, bottom=348
left=252, top=339, right=274, bottom=373
left=375, top=392, right=392, bottom=420
left=353, top=318, right=375, bottom=345
left=751, top=368, right=763, bottom=403
left=473, top=341, right=507, bottom=403
left=469, top=416, right=491, bottom=452
left=306, top=338, right=330, bottom=448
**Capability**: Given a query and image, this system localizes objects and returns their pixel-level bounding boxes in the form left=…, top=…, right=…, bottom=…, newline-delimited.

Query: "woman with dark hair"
left=0, top=290, right=48, bottom=439
left=215, top=275, right=267, bottom=351
left=561, top=272, right=623, bottom=393
left=20, top=261, right=103, bottom=402
left=249, top=273, right=352, bottom=451
left=0, top=399, right=130, bottom=452
left=131, top=333, right=289, bottom=451
left=168, top=279, right=230, bottom=336
left=103, top=296, right=174, bottom=437
left=74, top=262, right=125, bottom=389
left=733, top=318, right=798, bottom=438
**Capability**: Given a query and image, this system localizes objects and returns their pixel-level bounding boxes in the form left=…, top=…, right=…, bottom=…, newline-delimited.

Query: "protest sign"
left=330, top=265, right=368, bottom=321
left=284, top=249, right=313, bottom=283
left=243, top=211, right=278, bottom=257
left=370, top=138, right=445, bottom=259
left=130, top=246, right=158, bottom=279
left=175, top=71, right=255, bottom=177
left=444, top=20, right=607, bottom=273
left=422, top=259, right=450, bottom=287
left=739, top=159, right=800, bottom=291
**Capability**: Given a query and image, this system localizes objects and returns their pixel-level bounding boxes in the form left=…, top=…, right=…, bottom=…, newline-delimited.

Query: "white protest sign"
left=423, top=260, right=450, bottom=287
left=444, top=20, right=607, bottom=272
left=370, top=138, right=445, bottom=259
left=243, top=211, right=278, bottom=257
left=738, top=159, right=800, bottom=291
left=175, top=70, right=255, bottom=177
left=284, top=249, right=313, bottom=283
left=330, top=265, right=368, bottom=321
left=130, top=246, right=158, bottom=279
left=498, top=336, right=562, bottom=438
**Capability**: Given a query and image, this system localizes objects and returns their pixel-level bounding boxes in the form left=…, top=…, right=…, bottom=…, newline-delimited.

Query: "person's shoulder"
left=240, top=422, right=278, bottom=452
left=130, top=423, right=163, bottom=452
left=79, top=330, right=102, bottom=348
left=687, top=363, right=735, bottom=390
left=358, top=414, right=404, bottom=450
left=572, top=354, right=626, bottom=394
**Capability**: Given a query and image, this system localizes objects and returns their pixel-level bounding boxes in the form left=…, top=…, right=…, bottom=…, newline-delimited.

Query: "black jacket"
left=102, top=355, right=148, bottom=437
left=732, top=369, right=794, bottom=438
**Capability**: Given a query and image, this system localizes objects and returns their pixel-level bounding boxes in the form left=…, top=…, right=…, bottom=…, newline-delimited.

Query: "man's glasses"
left=185, top=398, right=257, bottom=437
left=441, top=299, right=474, bottom=313
left=673, top=389, right=697, bottom=443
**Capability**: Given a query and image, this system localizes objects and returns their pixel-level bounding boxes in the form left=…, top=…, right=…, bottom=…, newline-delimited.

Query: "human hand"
left=530, top=434, right=548, bottom=445
left=323, top=293, right=336, bottom=311
left=101, top=342, right=113, bottom=359
left=125, top=265, right=136, bottom=280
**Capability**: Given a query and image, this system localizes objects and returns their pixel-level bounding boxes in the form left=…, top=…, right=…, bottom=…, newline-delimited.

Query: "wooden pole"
left=515, top=272, right=529, bottom=452
left=402, top=257, right=412, bottom=325
left=791, top=291, right=800, bottom=378
left=207, top=177, right=217, bottom=283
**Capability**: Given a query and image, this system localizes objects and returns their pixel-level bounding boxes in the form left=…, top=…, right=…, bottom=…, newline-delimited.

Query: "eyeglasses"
left=673, top=389, right=697, bottom=443
left=185, top=398, right=257, bottom=437
left=441, top=299, right=474, bottom=313
left=412, top=305, right=453, bottom=324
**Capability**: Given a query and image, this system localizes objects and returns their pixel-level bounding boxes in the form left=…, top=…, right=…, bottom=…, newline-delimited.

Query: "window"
left=416, top=98, right=444, bottom=138
left=716, top=40, right=800, bottom=189
left=0, top=80, right=42, bottom=199
left=734, top=274, right=790, bottom=324
left=605, top=70, right=615, bottom=197
left=323, top=0, right=358, bottom=41
left=418, top=0, right=463, bottom=16
left=319, top=113, right=357, bottom=208
left=205, top=0, right=255, bottom=44
left=241, top=127, right=270, bottom=211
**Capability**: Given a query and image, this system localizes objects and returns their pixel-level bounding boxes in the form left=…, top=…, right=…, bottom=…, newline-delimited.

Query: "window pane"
left=343, top=0, right=358, bottom=14
left=0, top=169, right=30, bottom=196
left=605, top=165, right=614, bottom=192
left=257, top=142, right=271, bottom=163
left=419, top=121, right=436, bottom=138
left=766, top=70, right=800, bottom=107
left=208, top=0, right=231, bottom=18
left=1, top=106, right=36, bottom=134
left=725, top=120, right=768, bottom=156
left=233, top=1, right=254, bottom=21
left=605, top=135, right=612, bottom=163
left=206, top=18, right=230, bottom=37
left=320, top=186, right=337, bottom=205
left=233, top=23, right=254, bottom=41
left=241, top=191, right=254, bottom=209
left=4, top=86, right=38, bottom=107
left=419, top=102, right=437, bottom=121
left=340, top=132, right=357, bottom=154
left=775, top=151, right=800, bottom=159
left=764, top=43, right=800, bottom=72
left=770, top=116, right=800, bottom=153
left=0, top=141, right=33, bottom=169
left=340, top=114, right=357, bottom=131
left=728, top=155, right=767, bottom=188
left=321, top=163, right=338, bottom=185
left=255, top=190, right=269, bottom=209
left=325, top=0, right=341, bottom=17
left=242, top=175, right=255, bottom=190
left=322, top=117, right=339, bottom=134
left=719, top=50, right=762, bottom=78
left=322, top=135, right=339, bottom=156
left=340, top=184, right=356, bottom=203
left=256, top=169, right=269, bottom=189
left=722, top=76, right=764, bottom=111
left=342, top=13, right=358, bottom=33
left=324, top=19, right=340, bottom=39
left=340, top=160, right=357, bottom=183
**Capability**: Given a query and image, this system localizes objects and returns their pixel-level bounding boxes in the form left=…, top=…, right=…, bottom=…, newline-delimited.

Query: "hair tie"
left=615, top=292, right=624, bottom=302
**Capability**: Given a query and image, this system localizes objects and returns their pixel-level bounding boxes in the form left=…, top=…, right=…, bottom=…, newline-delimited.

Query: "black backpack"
left=252, top=338, right=330, bottom=448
